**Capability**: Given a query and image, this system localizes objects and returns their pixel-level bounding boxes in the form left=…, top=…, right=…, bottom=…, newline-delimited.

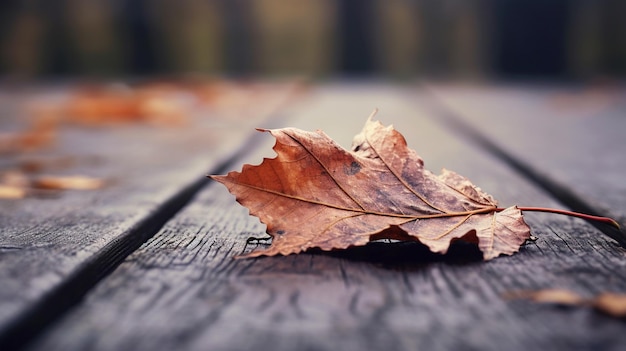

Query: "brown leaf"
left=212, top=117, right=531, bottom=259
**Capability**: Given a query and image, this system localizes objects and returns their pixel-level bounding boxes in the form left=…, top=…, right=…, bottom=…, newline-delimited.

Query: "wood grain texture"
left=27, top=84, right=626, bottom=351
left=427, top=83, right=626, bottom=226
left=0, top=83, right=296, bottom=348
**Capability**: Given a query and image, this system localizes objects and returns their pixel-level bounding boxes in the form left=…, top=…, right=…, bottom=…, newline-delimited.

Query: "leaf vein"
left=222, top=178, right=496, bottom=220
left=283, top=130, right=366, bottom=210
left=363, top=133, right=448, bottom=214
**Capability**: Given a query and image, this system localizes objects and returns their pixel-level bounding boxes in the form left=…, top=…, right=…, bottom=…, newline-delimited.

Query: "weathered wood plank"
left=26, top=84, right=626, bottom=351
left=427, top=83, right=626, bottom=227
left=0, top=82, right=297, bottom=348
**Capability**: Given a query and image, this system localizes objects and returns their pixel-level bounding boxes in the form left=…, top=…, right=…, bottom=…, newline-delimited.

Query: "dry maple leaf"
left=211, top=115, right=619, bottom=260
left=213, top=116, right=531, bottom=260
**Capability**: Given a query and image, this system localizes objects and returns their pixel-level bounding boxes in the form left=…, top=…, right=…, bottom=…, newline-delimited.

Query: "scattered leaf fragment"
left=593, top=293, right=626, bottom=318
left=62, top=85, right=190, bottom=127
left=18, top=156, right=77, bottom=173
left=0, top=185, right=26, bottom=199
left=212, top=116, right=532, bottom=260
left=0, top=169, right=105, bottom=198
left=0, top=124, right=56, bottom=154
left=33, top=175, right=105, bottom=190
left=1, top=170, right=30, bottom=188
left=506, top=289, right=626, bottom=318
left=0, top=142, right=109, bottom=199
left=504, top=289, right=586, bottom=306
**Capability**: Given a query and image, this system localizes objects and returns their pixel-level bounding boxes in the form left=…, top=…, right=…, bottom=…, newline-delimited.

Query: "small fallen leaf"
left=1, top=170, right=31, bottom=188
left=63, top=85, right=189, bottom=127
left=0, top=171, right=104, bottom=198
left=503, top=289, right=586, bottom=305
left=17, top=156, right=77, bottom=173
left=0, top=124, right=56, bottom=154
left=506, top=289, right=626, bottom=318
left=33, top=175, right=105, bottom=190
left=212, top=115, right=532, bottom=260
left=593, top=293, right=626, bottom=318
left=0, top=185, right=26, bottom=199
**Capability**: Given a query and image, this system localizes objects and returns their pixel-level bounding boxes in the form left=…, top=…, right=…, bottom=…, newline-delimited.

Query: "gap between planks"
left=0, top=110, right=292, bottom=351
left=419, top=83, right=626, bottom=248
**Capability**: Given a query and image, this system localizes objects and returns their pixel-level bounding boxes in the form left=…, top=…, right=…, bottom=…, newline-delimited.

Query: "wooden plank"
left=0, top=82, right=297, bottom=348
left=427, top=83, right=626, bottom=228
left=26, top=83, right=626, bottom=351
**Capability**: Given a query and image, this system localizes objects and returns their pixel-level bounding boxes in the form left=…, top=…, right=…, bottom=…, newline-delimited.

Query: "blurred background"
left=0, top=0, right=625, bottom=81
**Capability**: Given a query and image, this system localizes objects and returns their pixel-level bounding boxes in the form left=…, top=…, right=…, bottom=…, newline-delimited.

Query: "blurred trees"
left=1, top=0, right=624, bottom=80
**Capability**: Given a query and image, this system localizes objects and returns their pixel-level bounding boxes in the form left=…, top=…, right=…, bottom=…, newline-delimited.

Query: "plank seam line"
left=420, top=84, right=626, bottom=248
left=0, top=112, right=291, bottom=351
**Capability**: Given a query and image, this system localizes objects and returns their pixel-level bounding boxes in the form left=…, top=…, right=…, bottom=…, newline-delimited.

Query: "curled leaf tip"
left=367, top=108, right=379, bottom=121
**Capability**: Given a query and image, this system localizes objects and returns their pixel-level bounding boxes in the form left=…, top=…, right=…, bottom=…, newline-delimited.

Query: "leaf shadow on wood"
left=318, top=241, right=484, bottom=270
left=239, top=240, right=485, bottom=273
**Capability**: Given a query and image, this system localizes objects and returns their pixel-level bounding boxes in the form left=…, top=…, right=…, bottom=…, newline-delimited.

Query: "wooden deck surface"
left=1, top=81, right=625, bottom=351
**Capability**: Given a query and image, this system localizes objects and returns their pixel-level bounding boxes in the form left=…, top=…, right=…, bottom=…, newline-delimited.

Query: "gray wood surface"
left=0, top=83, right=296, bottom=348
left=26, top=84, right=626, bottom=351
left=427, top=83, right=626, bottom=227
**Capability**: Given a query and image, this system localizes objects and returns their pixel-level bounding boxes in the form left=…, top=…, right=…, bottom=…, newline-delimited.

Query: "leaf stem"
left=499, top=207, right=620, bottom=229
left=214, top=177, right=621, bottom=229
